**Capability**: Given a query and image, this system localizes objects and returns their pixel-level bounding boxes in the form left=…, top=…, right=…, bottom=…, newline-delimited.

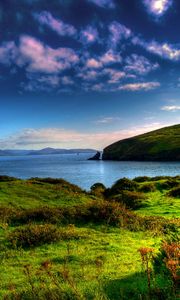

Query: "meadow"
left=0, top=175, right=179, bottom=299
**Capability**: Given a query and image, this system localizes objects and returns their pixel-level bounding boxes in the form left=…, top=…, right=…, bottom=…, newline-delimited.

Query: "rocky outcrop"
left=88, top=151, right=101, bottom=160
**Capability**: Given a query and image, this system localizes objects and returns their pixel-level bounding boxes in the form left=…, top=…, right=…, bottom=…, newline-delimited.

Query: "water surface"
left=0, top=153, right=179, bottom=190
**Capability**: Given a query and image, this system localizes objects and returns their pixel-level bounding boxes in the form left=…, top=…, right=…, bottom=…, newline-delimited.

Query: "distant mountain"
left=0, top=148, right=97, bottom=156
left=102, top=124, right=180, bottom=161
left=28, top=148, right=97, bottom=155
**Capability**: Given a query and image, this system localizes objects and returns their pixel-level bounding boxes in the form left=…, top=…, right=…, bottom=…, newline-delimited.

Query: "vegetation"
left=0, top=175, right=179, bottom=299
left=102, top=124, right=180, bottom=161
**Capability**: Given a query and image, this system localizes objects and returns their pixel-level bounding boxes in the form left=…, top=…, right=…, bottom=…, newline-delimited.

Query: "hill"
left=0, top=148, right=96, bottom=156
left=102, top=124, right=180, bottom=161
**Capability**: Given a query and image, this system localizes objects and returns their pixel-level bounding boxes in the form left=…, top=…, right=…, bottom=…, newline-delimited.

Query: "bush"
left=133, top=176, right=151, bottom=183
left=113, top=191, right=146, bottom=209
left=139, top=183, right=156, bottom=193
left=0, top=206, right=16, bottom=223
left=106, top=178, right=138, bottom=197
left=11, top=207, right=63, bottom=226
left=90, top=182, right=106, bottom=197
left=0, top=175, right=18, bottom=182
left=153, top=242, right=180, bottom=293
left=8, top=224, right=61, bottom=248
left=167, top=186, right=180, bottom=198
left=157, top=180, right=179, bottom=191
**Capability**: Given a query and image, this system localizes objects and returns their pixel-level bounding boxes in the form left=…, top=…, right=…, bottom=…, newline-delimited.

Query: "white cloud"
left=0, top=122, right=173, bottom=149
left=95, top=117, right=121, bottom=124
left=143, top=0, right=172, bottom=17
left=18, top=35, right=79, bottom=73
left=34, top=11, right=77, bottom=37
left=86, top=58, right=102, bottom=69
left=104, top=68, right=126, bottom=83
left=132, top=37, right=180, bottom=61
left=0, top=41, right=17, bottom=65
left=80, top=26, right=99, bottom=44
left=161, top=105, right=180, bottom=111
left=124, top=54, right=159, bottom=75
left=108, top=21, right=132, bottom=48
left=119, top=81, right=160, bottom=91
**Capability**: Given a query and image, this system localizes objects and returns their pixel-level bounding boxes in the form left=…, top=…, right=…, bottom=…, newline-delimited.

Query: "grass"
left=0, top=176, right=179, bottom=299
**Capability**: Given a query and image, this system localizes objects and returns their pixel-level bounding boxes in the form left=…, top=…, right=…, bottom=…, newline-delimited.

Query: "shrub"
left=11, top=207, right=63, bottom=226
left=133, top=176, right=151, bottom=183
left=90, top=182, right=106, bottom=197
left=157, top=180, right=179, bottom=191
left=106, top=178, right=138, bottom=197
left=113, top=191, right=146, bottom=209
left=153, top=242, right=180, bottom=294
left=139, top=183, right=156, bottom=193
left=8, top=224, right=61, bottom=248
left=0, top=175, right=17, bottom=182
left=168, top=186, right=180, bottom=198
left=0, top=206, right=16, bottom=223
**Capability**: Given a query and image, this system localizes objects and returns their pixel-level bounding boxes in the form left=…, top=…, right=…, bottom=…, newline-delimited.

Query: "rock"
left=88, top=151, right=101, bottom=160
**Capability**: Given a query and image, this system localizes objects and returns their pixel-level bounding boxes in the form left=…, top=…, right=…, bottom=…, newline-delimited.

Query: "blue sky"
left=0, top=0, right=179, bottom=149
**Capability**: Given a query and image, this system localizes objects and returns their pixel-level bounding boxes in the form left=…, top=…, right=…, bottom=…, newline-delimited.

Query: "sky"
left=0, top=0, right=180, bottom=150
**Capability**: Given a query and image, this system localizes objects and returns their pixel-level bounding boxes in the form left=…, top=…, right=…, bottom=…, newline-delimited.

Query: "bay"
left=0, top=153, right=179, bottom=190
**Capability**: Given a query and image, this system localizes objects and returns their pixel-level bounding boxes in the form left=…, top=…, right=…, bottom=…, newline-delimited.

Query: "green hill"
left=102, top=124, right=180, bottom=161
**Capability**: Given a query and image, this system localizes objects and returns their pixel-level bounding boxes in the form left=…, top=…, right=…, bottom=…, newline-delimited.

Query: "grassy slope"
left=0, top=177, right=179, bottom=299
left=103, top=124, right=180, bottom=161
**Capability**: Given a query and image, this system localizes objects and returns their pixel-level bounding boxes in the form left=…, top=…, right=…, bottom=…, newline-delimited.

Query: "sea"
left=0, top=153, right=179, bottom=190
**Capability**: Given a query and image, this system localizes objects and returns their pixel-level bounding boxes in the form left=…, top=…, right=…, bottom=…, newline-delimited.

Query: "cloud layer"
left=0, top=5, right=178, bottom=93
left=0, top=122, right=172, bottom=150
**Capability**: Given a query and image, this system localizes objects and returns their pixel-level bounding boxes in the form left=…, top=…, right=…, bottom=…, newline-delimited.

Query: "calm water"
left=0, top=153, right=179, bottom=190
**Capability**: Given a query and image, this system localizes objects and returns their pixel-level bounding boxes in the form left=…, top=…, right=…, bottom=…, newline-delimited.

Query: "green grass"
left=0, top=179, right=90, bottom=209
left=0, top=226, right=161, bottom=299
left=137, top=190, right=180, bottom=218
left=0, top=176, right=179, bottom=299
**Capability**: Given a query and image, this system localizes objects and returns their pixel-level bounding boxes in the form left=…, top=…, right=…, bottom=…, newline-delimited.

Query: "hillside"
left=0, top=175, right=179, bottom=299
left=102, top=124, right=180, bottom=161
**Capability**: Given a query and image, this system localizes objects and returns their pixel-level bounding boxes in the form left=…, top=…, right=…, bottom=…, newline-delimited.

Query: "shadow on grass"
left=103, top=271, right=174, bottom=300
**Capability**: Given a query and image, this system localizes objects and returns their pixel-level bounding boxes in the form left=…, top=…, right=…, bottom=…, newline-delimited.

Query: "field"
left=0, top=175, right=179, bottom=299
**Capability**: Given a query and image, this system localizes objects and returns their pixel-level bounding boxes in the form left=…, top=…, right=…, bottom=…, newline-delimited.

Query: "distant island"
left=0, top=147, right=97, bottom=156
left=102, top=124, right=180, bottom=161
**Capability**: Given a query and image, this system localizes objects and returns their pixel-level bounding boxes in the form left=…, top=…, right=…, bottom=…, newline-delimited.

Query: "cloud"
left=95, top=116, right=121, bottom=124
left=124, top=54, right=159, bottom=75
left=85, top=50, right=122, bottom=69
left=161, top=105, right=180, bottom=111
left=21, top=74, right=60, bottom=92
left=119, top=81, right=160, bottom=91
left=78, top=70, right=100, bottom=81
left=108, top=21, right=132, bottom=48
left=80, top=26, right=99, bottom=44
left=0, top=122, right=174, bottom=149
left=132, top=37, right=180, bottom=61
left=143, top=0, right=172, bottom=17
left=0, top=41, right=17, bottom=65
left=34, top=11, right=77, bottom=37
left=18, top=35, right=79, bottom=73
left=61, top=76, right=74, bottom=85
left=104, top=68, right=126, bottom=83
left=100, top=50, right=122, bottom=64
left=86, top=58, right=102, bottom=69
left=88, top=0, right=115, bottom=9
left=146, top=41, right=180, bottom=61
